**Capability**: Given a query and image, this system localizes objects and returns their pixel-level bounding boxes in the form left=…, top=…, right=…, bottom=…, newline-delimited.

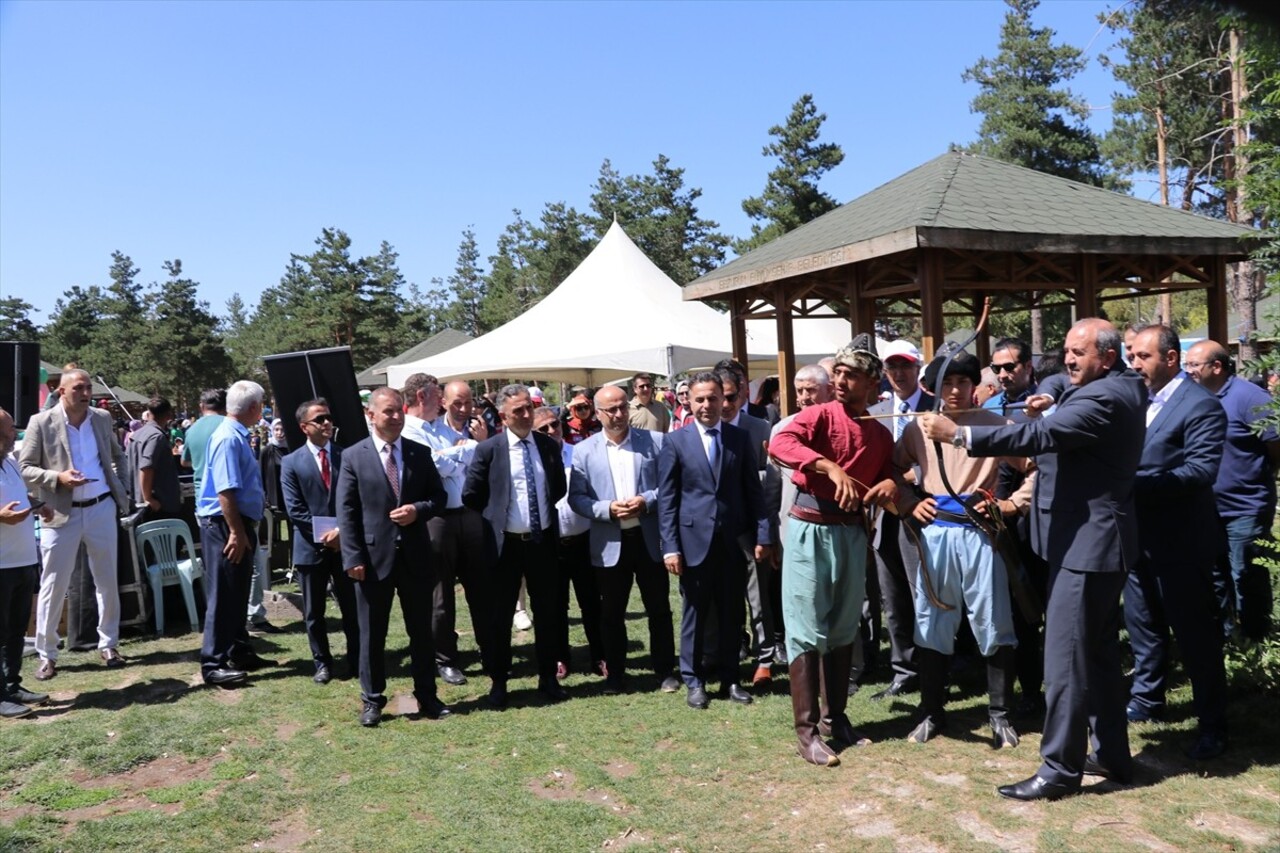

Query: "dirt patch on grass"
left=528, top=770, right=630, bottom=813
left=604, top=760, right=636, bottom=780
left=601, top=826, right=648, bottom=849
left=954, top=810, right=1039, bottom=853
left=1190, top=812, right=1278, bottom=847
left=210, top=685, right=244, bottom=704
left=276, top=721, right=302, bottom=741
left=75, top=753, right=217, bottom=791
left=1074, top=816, right=1180, bottom=852
left=258, top=809, right=314, bottom=851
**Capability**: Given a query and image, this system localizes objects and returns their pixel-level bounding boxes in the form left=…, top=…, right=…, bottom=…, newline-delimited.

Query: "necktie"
left=383, top=443, right=400, bottom=502
left=318, top=448, right=331, bottom=491
left=706, top=428, right=720, bottom=485
left=895, top=400, right=910, bottom=441
left=521, top=439, right=542, bottom=543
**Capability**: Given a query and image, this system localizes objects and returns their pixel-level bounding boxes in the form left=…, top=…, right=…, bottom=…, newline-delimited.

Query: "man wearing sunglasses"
left=628, top=373, right=670, bottom=433
left=983, top=338, right=1038, bottom=420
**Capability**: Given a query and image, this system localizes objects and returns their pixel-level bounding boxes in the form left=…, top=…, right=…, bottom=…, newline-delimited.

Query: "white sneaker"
left=512, top=610, right=533, bottom=631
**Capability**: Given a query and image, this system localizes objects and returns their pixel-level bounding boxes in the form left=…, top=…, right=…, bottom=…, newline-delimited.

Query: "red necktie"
left=383, top=443, right=400, bottom=502
left=318, top=448, right=331, bottom=491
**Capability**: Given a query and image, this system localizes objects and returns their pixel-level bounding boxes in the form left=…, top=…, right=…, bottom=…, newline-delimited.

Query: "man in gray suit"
left=20, top=369, right=129, bottom=679
left=921, top=319, right=1147, bottom=800
left=569, top=385, right=678, bottom=695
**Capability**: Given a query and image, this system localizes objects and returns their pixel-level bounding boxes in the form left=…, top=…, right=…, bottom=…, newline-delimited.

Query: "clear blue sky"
left=0, top=0, right=1126, bottom=325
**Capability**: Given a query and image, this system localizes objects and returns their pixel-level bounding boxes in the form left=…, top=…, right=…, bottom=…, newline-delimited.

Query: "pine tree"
left=736, top=94, right=845, bottom=253
left=42, top=286, right=108, bottom=365
left=138, top=260, right=232, bottom=410
left=0, top=297, right=40, bottom=342
left=444, top=229, right=487, bottom=336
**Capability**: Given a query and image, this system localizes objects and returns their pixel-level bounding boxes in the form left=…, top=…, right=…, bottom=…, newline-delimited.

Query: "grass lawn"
left=2, top=578, right=1278, bottom=853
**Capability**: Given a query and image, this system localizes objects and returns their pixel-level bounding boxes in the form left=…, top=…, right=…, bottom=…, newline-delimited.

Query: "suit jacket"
left=869, top=391, right=937, bottom=427
left=19, top=405, right=128, bottom=527
left=969, top=366, right=1148, bottom=573
left=337, top=436, right=446, bottom=582
left=657, top=421, right=770, bottom=567
left=281, top=442, right=342, bottom=567
left=1135, top=378, right=1226, bottom=566
left=568, top=428, right=663, bottom=568
left=462, top=430, right=567, bottom=561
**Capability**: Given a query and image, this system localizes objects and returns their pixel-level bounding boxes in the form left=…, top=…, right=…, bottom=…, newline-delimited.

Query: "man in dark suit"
left=866, top=340, right=934, bottom=699
left=569, top=384, right=677, bottom=694
left=658, top=371, right=773, bottom=710
left=1126, top=324, right=1229, bottom=760
left=337, top=387, right=448, bottom=727
left=280, top=398, right=360, bottom=685
left=921, top=319, right=1147, bottom=800
left=462, top=384, right=568, bottom=709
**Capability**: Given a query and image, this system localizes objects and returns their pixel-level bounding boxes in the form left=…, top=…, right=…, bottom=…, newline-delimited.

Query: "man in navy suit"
left=462, top=384, right=568, bottom=709
left=280, top=398, right=360, bottom=685
left=337, top=387, right=448, bottom=727
left=1126, top=324, right=1229, bottom=760
left=658, top=371, right=773, bottom=710
left=921, top=319, right=1147, bottom=800
left=569, top=384, right=677, bottom=695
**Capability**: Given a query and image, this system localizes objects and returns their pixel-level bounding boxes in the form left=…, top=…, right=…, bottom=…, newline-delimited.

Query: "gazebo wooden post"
left=775, top=284, right=797, bottom=417
left=852, top=263, right=875, bottom=337
left=730, top=292, right=749, bottom=367
left=973, top=291, right=991, bottom=366
left=1076, top=255, right=1100, bottom=321
left=1207, top=257, right=1229, bottom=345
left=918, top=249, right=945, bottom=361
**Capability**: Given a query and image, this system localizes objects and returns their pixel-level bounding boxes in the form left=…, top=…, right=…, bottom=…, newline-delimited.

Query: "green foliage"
left=0, top=296, right=40, bottom=342
left=587, top=155, right=730, bottom=285
left=440, top=228, right=487, bottom=337
left=1223, top=539, right=1280, bottom=693
left=963, top=0, right=1108, bottom=187
left=134, top=260, right=233, bottom=411
left=80, top=251, right=150, bottom=390
left=39, top=286, right=110, bottom=366
left=14, top=779, right=119, bottom=811
left=736, top=94, right=845, bottom=254
left=482, top=204, right=594, bottom=330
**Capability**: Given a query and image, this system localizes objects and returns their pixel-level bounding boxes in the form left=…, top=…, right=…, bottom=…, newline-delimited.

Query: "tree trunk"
left=1225, top=28, right=1258, bottom=363
left=1030, top=307, right=1044, bottom=356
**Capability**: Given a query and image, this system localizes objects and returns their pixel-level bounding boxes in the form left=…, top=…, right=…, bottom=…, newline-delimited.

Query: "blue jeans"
left=1214, top=512, right=1274, bottom=641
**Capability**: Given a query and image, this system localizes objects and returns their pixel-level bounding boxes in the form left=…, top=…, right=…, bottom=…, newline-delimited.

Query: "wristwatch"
left=951, top=430, right=965, bottom=449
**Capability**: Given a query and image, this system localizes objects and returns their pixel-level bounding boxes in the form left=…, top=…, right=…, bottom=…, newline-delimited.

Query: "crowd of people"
left=1, top=320, right=1275, bottom=802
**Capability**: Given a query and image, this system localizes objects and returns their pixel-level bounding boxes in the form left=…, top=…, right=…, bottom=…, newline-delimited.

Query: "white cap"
left=881, top=339, right=922, bottom=363
left=527, top=386, right=544, bottom=402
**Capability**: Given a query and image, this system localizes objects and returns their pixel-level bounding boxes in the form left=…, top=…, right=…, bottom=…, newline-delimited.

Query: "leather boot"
left=987, top=646, right=1020, bottom=748
left=819, top=644, right=870, bottom=747
left=790, top=652, right=839, bottom=767
left=907, top=648, right=949, bottom=743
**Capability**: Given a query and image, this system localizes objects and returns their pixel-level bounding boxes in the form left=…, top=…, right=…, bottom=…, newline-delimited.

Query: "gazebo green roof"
left=686, top=151, right=1254, bottom=298
left=355, top=328, right=472, bottom=387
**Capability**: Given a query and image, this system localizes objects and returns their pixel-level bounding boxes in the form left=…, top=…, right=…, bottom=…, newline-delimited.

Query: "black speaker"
left=262, top=347, right=366, bottom=450
left=0, top=341, right=40, bottom=428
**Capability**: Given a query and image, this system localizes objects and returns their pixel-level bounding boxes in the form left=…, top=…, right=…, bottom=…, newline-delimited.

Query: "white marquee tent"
left=386, top=221, right=878, bottom=388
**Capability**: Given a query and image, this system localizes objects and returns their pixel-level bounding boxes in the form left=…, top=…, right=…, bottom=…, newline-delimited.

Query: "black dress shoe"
left=1126, top=702, right=1161, bottom=723
left=602, top=677, right=625, bottom=696
left=1083, top=755, right=1133, bottom=783
left=359, top=701, right=382, bottom=727
left=0, top=700, right=34, bottom=719
left=871, top=678, right=913, bottom=701
left=538, top=683, right=569, bottom=703
left=313, top=664, right=332, bottom=685
left=724, top=683, right=753, bottom=705
left=233, top=653, right=278, bottom=672
left=659, top=675, right=682, bottom=693
left=418, top=697, right=452, bottom=719
left=204, top=668, right=247, bottom=687
left=438, top=665, right=467, bottom=686
left=1186, top=730, right=1227, bottom=761
left=485, top=683, right=508, bottom=710
left=997, top=775, right=1075, bottom=801
left=9, top=687, right=49, bottom=706
left=247, top=620, right=284, bottom=635
left=686, top=686, right=709, bottom=709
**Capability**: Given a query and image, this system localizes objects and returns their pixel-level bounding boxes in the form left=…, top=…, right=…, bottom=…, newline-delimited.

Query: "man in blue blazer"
left=921, top=319, right=1147, bottom=800
left=462, top=384, right=568, bottom=709
left=337, top=387, right=448, bottom=727
left=1126, top=324, right=1229, bottom=760
left=280, top=398, right=359, bottom=685
left=658, top=371, right=773, bottom=710
left=569, top=385, right=677, bottom=695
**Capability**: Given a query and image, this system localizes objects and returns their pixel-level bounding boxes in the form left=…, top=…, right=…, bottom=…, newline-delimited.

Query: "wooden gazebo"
left=684, top=152, right=1254, bottom=413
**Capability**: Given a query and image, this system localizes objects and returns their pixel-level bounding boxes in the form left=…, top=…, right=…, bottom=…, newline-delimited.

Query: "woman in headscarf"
left=259, top=418, right=289, bottom=512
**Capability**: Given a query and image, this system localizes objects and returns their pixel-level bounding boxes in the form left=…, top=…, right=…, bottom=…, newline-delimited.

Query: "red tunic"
left=769, top=401, right=895, bottom=503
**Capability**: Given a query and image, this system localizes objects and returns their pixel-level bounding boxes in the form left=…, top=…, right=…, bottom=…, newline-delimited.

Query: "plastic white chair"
left=135, top=519, right=203, bottom=634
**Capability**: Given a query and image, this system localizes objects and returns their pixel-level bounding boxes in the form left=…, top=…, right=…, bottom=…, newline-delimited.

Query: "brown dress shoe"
left=35, top=660, right=57, bottom=681
left=101, top=649, right=126, bottom=668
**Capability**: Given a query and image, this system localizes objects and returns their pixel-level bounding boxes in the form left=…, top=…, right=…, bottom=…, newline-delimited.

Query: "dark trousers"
left=597, top=532, right=675, bottom=679
left=873, top=515, right=918, bottom=681
left=679, top=537, right=746, bottom=689
left=297, top=551, right=360, bottom=669
left=1039, top=566, right=1131, bottom=788
left=1010, top=533, right=1048, bottom=698
left=427, top=509, right=487, bottom=669
left=353, top=547, right=436, bottom=704
left=558, top=533, right=603, bottom=667
left=484, top=535, right=563, bottom=687
left=1125, top=557, right=1228, bottom=734
left=199, top=517, right=258, bottom=675
left=0, top=565, right=37, bottom=699
left=1213, top=512, right=1274, bottom=641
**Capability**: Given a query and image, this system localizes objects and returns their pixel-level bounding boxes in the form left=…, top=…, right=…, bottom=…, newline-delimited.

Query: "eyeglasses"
left=723, top=393, right=738, bottom=403
left=635, top=383, right=651, bottom=390
left=535, top=422, right=560, bottom=433
left=570, top=403, right=590, bottom=412
left=990, top=362, right=1020, bottom=374
left=306, top=414, right=333, bottom=424
left=1183, top=360, right=1216, bottom=370
left=598, top=405, right=627, bottom=416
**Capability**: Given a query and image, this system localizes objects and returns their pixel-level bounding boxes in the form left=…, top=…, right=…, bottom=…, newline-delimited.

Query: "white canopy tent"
left=386, top=222, right=879, bottom=388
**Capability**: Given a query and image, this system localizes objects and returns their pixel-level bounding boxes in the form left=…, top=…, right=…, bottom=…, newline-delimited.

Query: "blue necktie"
left=895, top=400, right=910, bottom=441
left=706, top=428, right=720, bottom=485
left=521, top=439, right=542, bottom=543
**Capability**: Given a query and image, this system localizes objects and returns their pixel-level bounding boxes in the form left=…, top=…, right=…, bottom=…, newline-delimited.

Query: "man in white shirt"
left=19, top=369, right=130, bottom=680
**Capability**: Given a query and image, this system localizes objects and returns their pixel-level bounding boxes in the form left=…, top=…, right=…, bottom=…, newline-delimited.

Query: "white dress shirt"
left=369, top=434, right=403, bottom=493
left=402, top=414, right=476, bottom=509
left=63, top=409, right=109, bottom=503
left=1146, top=373, right=1185, bottom=427
left=605, top=430, right=641, bottom=529
left=505, top=430, right=551, bottom=534
left=306, top=440, right=333, bottom=477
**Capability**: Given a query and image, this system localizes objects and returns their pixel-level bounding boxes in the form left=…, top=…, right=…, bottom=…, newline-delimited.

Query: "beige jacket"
left=19, top=405, right=128, bottom=527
